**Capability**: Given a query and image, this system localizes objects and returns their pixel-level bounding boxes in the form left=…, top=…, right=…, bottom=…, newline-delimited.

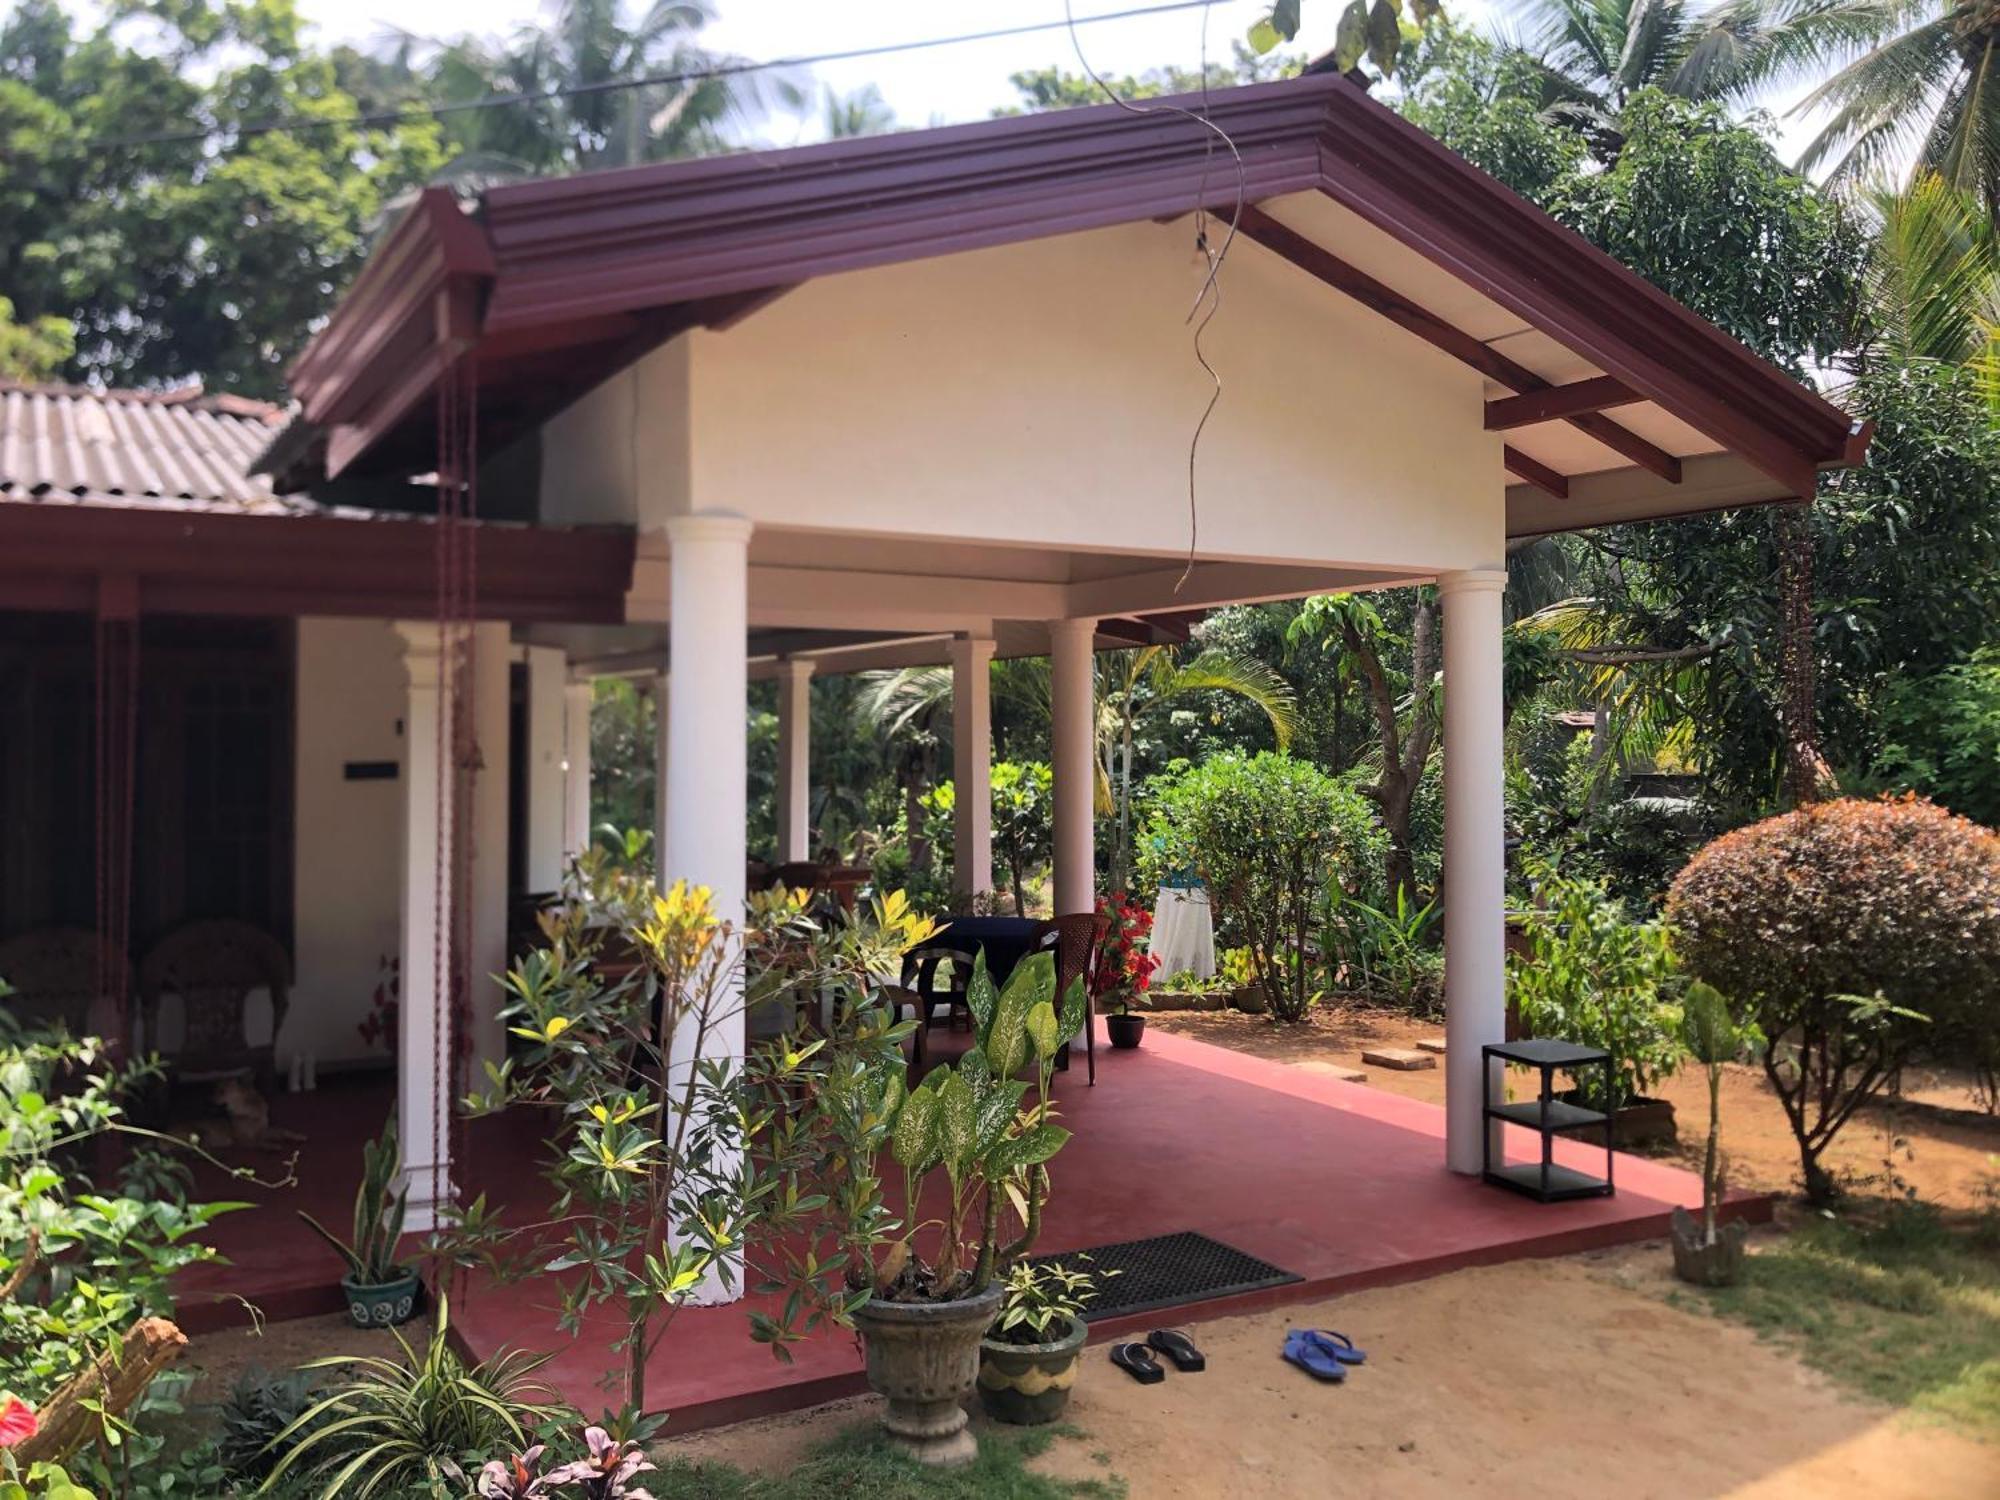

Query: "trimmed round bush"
left=1665, top=795, right=2000, bottom=1199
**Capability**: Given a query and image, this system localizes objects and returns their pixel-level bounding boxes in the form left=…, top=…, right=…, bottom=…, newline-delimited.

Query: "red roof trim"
left=287, top=74, right=1865, bottom=500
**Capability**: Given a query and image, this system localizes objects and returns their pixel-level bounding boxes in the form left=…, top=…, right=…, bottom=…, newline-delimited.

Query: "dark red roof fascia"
left=288, top=188, right=497, bottom=475
left=1306, top=86, right=1861, bottom=493
left=0, top=504, right=632, bottom=624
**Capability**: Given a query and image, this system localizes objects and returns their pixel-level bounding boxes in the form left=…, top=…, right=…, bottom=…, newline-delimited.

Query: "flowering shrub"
left=1666, top=795, right=2000, bottom=1201
left=1092, top=893, right=1157, bottom=1016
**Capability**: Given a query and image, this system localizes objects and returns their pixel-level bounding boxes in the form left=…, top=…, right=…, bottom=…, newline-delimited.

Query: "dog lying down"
left=175, top=1075, right=306, bottom=1151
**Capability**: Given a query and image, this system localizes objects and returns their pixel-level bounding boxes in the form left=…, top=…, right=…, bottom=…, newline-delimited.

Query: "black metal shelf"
left=1485, top=1098, right=1606, bottom=1133
left=1481, top=1040, right=1617, bottom=1204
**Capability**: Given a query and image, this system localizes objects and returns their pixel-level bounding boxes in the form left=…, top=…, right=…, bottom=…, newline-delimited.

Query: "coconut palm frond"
left=1151, top=649, right=1301, bottom=750
left=1861, top=170, right=2000, bottom=363
left=1791, top=11, right=1958, bottom=180
left=856, top=666, right=952, bottom=740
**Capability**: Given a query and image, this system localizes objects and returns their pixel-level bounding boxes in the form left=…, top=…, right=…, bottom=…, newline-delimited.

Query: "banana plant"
left=875, top=950, right=1084, bottom=1302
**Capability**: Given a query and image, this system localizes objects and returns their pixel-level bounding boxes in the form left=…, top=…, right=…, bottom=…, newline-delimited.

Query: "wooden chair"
left=138, top=921, right=290, bottom=1089
left=1035, top=912, right=1111, bottom=1086
left=0, top=928, right=128, bottom=1037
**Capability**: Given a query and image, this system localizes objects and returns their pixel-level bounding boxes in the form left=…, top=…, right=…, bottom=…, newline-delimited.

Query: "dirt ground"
left=181, top=1310, right=437, bottom=1410
left=667, top=1246, right=1999, bottom=1499
left=1150, top=1004, right=2000, bottom=1210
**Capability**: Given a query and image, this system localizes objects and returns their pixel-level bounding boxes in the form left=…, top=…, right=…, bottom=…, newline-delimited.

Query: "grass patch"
left=650, top=1423, right=1125, bottom=1499
left=1690, top=1200, right=2000, bottom=1439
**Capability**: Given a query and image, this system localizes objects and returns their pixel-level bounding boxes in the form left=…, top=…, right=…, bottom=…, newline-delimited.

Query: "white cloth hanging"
left=1149, top=884, right=1216, bottom=980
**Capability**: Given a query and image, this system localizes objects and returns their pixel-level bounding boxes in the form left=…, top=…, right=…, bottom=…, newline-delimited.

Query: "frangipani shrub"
left=1666, top=795, right=2000, bottom=1202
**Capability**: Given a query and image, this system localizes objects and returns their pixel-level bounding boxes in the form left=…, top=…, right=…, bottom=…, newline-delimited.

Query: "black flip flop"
left=1110, top=1342, right=1165, bottom=1384
left=1146, top=1328, right=1207, bottom=1372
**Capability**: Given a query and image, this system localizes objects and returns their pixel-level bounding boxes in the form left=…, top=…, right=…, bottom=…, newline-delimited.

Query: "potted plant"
left=1095, top=892, right=1157, bottom=1049
left=977, top=1259, right=1103, bottom=1425
left=779, top=950, right=1083, bottom=1468
left=1669, top=980, right=1761, bottom=1287
left=1220, top=947, right=1265, bottom=1014
left=298, top=1119, right=418, bottom=1327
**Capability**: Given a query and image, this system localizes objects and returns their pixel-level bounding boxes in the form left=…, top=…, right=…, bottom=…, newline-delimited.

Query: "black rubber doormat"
left=1028, top=1230, right=1300, bottom=1322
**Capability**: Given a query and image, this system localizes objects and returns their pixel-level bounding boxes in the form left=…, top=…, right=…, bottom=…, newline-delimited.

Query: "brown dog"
left=178, top=1076, right=306, bottom=1151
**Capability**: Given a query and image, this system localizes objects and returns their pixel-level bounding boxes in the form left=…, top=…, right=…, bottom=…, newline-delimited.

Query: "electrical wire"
left=1062, top=0, right=1246, bottom=593
left=73, top=0, right=1227, bottom=153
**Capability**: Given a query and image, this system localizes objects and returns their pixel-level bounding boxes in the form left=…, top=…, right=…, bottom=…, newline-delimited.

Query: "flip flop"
left=1281, top=1329, right=1346, bottom=1383
left=1110, top=1342, right=1165, bottom=1385
left=1146, top=1328, right=1206, bottom=1372
left=1289, top=1328, right=1368, bottom=1366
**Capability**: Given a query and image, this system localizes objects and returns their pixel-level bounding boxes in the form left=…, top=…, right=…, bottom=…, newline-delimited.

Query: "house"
left=0, top=73, right=1863, bottom=1273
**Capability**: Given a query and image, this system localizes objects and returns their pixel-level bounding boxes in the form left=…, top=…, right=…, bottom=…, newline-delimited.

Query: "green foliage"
left=587, top=678, right=660, bottom=857
left=0, top=1462, right=95, bottom=1500
left=1667, top=797, right=2000, bottom=1200
left=1679, top=980, right=1763, bottom=1236
left=264, top=1299, right=563, bottom=1499
left=1319, top=886, right=1443, bottom=1016
left=297, top=1119, right=407, bottom=1286
left=0, top=295, right=71, bottom=383
left=1875, top=647, right=2000, bottom=827
left=1145, top=752, right=1376, bottom=1021
left=214, top=1366, right=318, bottom=1485
left=1508, top=870, right=1685, bottom=1109
left=0, top=1028, right=244, bottom=1406
left=0, top=0, right=447, bottom=396
left=989, top=1258, right=1105, bottom=1345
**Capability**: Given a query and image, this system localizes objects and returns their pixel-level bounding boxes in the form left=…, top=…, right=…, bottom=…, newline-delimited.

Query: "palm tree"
left=822, top=83, right=895, bottom=140
left=1848, top=169, right=2000, bottom=369
left=1707, top=0, right=2000, bottom=210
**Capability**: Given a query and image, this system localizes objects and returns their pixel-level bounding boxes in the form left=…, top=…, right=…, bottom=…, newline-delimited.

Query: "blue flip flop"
left=1289, top=1328, right=1368, bottom=1366
left=1281, top=1329, right=1347, bottom=1382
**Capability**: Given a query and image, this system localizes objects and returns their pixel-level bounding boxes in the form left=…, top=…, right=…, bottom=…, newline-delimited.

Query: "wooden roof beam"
left=1485, top=375, right=1640, bottom=430
left=1238, top=206, right=1680, bottom=485
left=1504, top=445, right=1569, bottom=500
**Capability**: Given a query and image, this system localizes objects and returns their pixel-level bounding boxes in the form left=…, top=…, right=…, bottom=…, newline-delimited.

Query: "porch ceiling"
left=271, top=72, right=1867, bottom=539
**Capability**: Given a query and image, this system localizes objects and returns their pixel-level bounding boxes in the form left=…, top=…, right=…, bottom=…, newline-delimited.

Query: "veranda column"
left=1049, top=618, right=1098, bottom=916
left=950, top=635, right=996, bottom=900
left=468, top=621, right=511, bottom=1073
left=392, top=622, right=454, bottom=1232
left=775, top=658, right=815, bottom=863
left=563, top=678, right=594, bottom=864
left=1439, top=568, right=1510, bottom=1175
left=663, top=512, right=751, bottom=1305
left=651, top=669, right=671, bottom=863
left=522, top=646, right=568, bottom=893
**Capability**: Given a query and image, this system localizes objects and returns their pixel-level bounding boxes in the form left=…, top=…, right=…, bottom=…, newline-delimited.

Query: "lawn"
left=1674, top=1200, right=2000, bottom=1439
left=650, top=1425, right=1123, bottom=1499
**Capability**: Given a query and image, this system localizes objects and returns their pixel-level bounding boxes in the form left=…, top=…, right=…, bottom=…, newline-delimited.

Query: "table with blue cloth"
left=903, top=915, right=1045, bottom=988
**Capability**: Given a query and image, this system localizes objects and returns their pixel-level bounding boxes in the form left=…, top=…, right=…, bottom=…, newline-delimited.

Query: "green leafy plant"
left=1147, top=752, right=1375, bottom=1022
left=1668, top=796, right=2000, bottom=1202
left=298, top=1120, right=407, bottom=1287
left=988, top=1259, right=1106, bottom=1346
left=1321, top=885, right=1443, bottom=1015
left=263, top=1297, right=562, bottom=1499
left=1508, top=869, right=1684, bottom=1110
left=1678, top=981, right=1763, bottom=1244
left=215, top=1367, right=318, bottom=1485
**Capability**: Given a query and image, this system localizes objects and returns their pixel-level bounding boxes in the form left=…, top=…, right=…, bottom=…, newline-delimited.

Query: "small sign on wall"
left=343, top=761, right=399, bottom=782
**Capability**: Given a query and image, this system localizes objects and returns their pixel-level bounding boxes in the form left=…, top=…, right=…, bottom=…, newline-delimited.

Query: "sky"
left=291, top=0, right=1499, bottom=143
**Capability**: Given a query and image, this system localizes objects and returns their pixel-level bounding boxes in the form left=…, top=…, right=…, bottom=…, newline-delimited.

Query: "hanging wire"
left=72, top=0, right=1225, bottom=154
left=1062, top=0, right=1246, bottom=592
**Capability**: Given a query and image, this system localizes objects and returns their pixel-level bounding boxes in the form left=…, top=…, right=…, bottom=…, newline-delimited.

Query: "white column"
left=1439, top=568, right=1509, bottom=1175
left=522, top=646, right=568, bottom=893
left=468, top=622, right=511, bottom=1075
left=1049, top=618, right=1097, bottom=917
left=950, top=635, right=996, bottom=900
left=774, top=658, right=815, bottom=864
left=562, top=679, right=593, bottom=864
left=663, top=512, right=751, bottom=1304
left=651, top=669, right=671, bottom=867
left=392, top=622, right=454, bottom=1232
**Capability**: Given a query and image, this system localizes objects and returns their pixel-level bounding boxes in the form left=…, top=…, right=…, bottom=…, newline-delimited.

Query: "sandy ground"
left=181, top=1310, right=437, bottom=1411
left=666, top=1246, right=1998, bottom=1499
left=1150, top=1005, right=2000, bottom=1210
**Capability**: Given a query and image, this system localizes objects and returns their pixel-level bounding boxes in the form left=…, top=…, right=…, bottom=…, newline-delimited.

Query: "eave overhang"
left=281, top=72, right=1868, bottom=531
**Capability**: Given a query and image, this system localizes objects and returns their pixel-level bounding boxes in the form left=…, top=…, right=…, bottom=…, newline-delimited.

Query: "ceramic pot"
left=1107, top=1014, right=1146, bottom=1049
left=341, top=1269, right=419, bottom=1328
left=853, top=1283, right=1005, bottom=1467
left=978, top=1314, right=1089, bottom=1425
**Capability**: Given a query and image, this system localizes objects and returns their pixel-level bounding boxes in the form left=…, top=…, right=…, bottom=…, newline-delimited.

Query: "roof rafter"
left=1485, top=375, right=1640, bottom=431
left=1236, top=206, right=1681, bottom=486
left=1503, top=445, right=1569, bottom=499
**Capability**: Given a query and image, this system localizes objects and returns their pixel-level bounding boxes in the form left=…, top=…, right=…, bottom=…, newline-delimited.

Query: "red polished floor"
left=179, top=1030, right=1762, bottom=1431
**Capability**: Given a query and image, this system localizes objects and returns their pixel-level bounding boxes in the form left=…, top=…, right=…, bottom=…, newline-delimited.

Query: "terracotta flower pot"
left=853, top=1283, right=1005, bottom=1467
left=1107, top=1014, right=1146, bottom=1049
left=977, top=1314, right=1089, bottom=1425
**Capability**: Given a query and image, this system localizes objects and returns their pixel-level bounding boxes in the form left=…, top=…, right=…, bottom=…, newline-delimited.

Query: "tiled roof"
left=0, top=382, right=317, bottom=515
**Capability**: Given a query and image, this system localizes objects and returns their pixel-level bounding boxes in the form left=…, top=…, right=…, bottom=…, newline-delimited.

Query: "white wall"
left=522, top=645, right=568, bottom=892
left=544, top=216, right=1505, bottom=574
left=291, top=617, right=405, bottom=1071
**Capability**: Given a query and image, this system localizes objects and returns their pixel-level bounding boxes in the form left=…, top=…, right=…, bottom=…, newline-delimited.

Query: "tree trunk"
left=12, top=1317, right=187, bottom=1464
left=1775, top=503, right=1836, bottom=806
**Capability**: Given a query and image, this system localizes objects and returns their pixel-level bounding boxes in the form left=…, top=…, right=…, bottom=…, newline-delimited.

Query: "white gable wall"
left=541, top=218, right=1506, bottom=578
